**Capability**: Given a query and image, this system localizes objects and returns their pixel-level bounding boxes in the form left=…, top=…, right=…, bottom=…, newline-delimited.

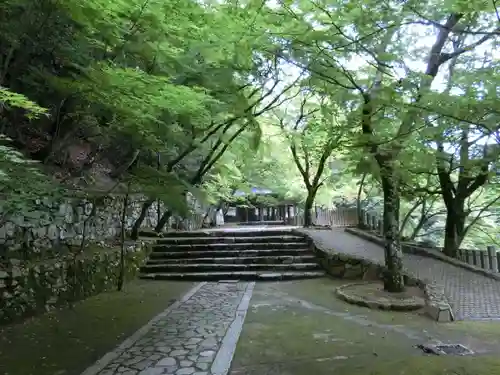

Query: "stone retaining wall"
left=0, top=195, right=161, bottom=258
left=0, top=241, right=148, bottom=324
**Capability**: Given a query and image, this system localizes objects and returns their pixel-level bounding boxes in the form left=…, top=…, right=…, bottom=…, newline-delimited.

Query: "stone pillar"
left=488, top=246, right=498, bottom=273
left=370, top=215, right=377, bottom=230
left=377, top=219, right=383, bottom=235
left=359, top=209, right=365, bottom=226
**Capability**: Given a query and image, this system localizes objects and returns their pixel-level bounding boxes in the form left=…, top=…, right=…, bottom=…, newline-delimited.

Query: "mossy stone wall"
left=0, top=242, right=147, bottom=324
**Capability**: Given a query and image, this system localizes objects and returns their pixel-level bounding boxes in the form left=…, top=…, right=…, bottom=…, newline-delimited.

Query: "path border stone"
left=335, top=282, right=425, bottom=311
left=211, top=282, right=255, bottom=375
left=80, top=282, right=206, bottom=375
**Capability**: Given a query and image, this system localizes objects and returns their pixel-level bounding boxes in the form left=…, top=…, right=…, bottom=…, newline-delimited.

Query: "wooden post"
left=465, top=250, right=471, bottom=265
left=377, top=219, right=383, bottom=235
left=488, top=246, right=498, bottom=273
left=480, top=251, right=486, bottom=269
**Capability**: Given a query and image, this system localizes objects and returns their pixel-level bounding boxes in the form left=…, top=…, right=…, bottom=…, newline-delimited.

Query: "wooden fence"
left=179, top=206, right=359, bottom=229
left=458, top=247, right=500, bottom=273
left=359, top=209, right=500, bottom=274
left=292, top=207, right=358, bottom=227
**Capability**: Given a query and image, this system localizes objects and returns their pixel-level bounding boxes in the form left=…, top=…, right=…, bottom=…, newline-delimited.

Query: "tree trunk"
left=117, top=188, right=130, bottom=291
left=380, top=168, right=405, bottom=293
left=443, top=207, right=465, bottom=258
left=304, top=192, right=315, bottom=227
left=356, top=172, right=367, bottom=228
left=155, top=210, right=172, bottom=232
left=130, top=199, right=155, bottom=239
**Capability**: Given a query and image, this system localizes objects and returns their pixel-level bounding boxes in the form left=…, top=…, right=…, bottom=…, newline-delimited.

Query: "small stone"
left=138, top=368, right=164, bottom=375
left=171, top=349, right=189, bottom=357
left=199, top=351, right=215, bottom=357
left=196, top=363, right=209, bottom=371
left=176, top=368, right=195, bottom=375
left=125, top=357, right=145, bottom=366
left=193, top=372, right=208, bottom=375
left=157, top=357, right=176, bottom=366
left=181, top=360, right=195, bottom=367
left=197, top=356, right=213, bottom=363
left=133, top=360, right=155, bottom=370
left=199, top=338, right=217, bottom=348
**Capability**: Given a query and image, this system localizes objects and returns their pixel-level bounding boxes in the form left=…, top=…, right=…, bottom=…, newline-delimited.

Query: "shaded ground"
left=230, top=278, right=500, bottom=375
left=299, top=228, right=500, bottom=320
left=0, top=280, right=194, bottom=375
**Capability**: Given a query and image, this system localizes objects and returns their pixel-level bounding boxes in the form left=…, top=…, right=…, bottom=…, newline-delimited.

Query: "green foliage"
left=1, top=0, right=500, bottom=254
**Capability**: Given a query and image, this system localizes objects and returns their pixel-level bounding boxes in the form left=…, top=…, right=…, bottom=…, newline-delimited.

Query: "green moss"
left=231, top=279, right=500, bottom=375
left=0, top=245, right=149, bottom=324
left=0, top=280, right=194, bottom=375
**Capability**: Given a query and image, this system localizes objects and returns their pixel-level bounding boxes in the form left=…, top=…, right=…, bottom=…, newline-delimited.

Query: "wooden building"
left=223, top=187, right=301, bottom=225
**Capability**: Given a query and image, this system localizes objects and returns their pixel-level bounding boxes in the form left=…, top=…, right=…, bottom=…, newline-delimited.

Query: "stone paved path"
left=300, top=228, right=500, bottom=321
left=81, top=282, right=254, bottom=375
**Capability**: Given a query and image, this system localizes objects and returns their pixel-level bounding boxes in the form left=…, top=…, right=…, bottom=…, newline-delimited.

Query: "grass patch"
left=0, top=280, right=194, bottom=375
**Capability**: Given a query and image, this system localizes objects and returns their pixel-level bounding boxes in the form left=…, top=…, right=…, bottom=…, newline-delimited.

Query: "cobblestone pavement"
left=81, top=282, right=254, bottom=375
left=300, top=228, right=500, bottom=321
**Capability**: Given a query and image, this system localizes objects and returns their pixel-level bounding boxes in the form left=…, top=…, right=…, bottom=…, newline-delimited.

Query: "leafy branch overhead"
left=0, top=0, right=499, bottom=285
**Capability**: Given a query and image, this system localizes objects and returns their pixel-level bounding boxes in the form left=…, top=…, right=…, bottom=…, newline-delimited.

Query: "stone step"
left=156, top=235, right=305, bottom=245
left=146, top=254, right=317, bottom=264
left=237, top=221, right=286, bottom=226
left=151, top=242, right=307, bottom=252
left=141, top=262, right=321, bottom=273
left=139, top=270, right=326, bottom=281
left=149, top=248, right=312, bottom=259
left=146, top=229, right=299, bottom=238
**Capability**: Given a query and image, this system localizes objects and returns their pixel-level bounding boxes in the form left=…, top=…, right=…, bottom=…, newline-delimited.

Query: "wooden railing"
left=292, top=207, right=358, bottom=227
left=359, top=209, right=500, bottom=274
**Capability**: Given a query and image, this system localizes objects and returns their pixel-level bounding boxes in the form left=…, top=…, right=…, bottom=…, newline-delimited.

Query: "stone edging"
left=423, top=282, right=455, bottom=322
left=344, top=227, right=500, bottom=282
left=335, top=282, right=425, bottom=311
left=295, top=229, right=454, bottom=322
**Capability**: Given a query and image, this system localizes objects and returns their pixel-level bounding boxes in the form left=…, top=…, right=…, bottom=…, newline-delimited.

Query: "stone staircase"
left=139, top=229, right=325, bottom=281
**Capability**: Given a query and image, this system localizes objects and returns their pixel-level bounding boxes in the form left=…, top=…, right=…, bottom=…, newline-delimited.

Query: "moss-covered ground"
left=230, top=278, right=500, bottom=375
left=3, top=277, right=500, bottom=375
left=0, top=280, right=194, bottom=375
